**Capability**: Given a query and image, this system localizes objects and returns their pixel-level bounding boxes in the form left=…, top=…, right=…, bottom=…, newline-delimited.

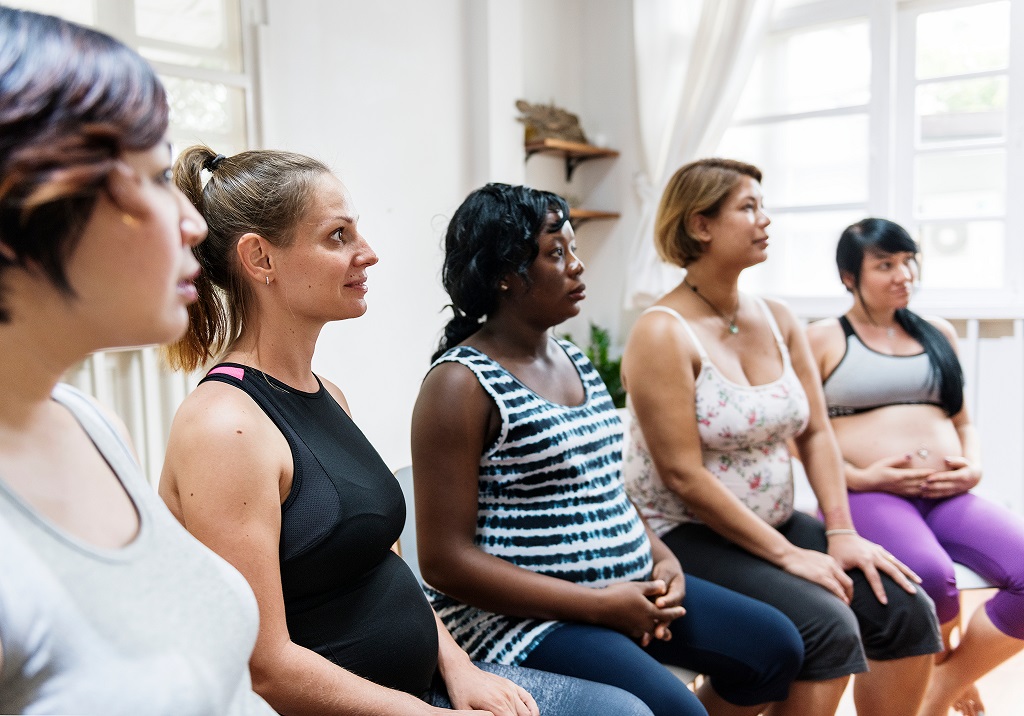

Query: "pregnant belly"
left=833, top=404, right=962, bottom=472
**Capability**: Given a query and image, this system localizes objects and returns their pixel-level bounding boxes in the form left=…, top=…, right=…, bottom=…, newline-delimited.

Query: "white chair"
left=393, top=465, right=422, bottom=583
left=953, top=562, right=995, bottom=591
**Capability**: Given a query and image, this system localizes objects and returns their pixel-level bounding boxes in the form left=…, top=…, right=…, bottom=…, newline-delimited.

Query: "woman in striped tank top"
left=411, top=183, right=804, bottom=716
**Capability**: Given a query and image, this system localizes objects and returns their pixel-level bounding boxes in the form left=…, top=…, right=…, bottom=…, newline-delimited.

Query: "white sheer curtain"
left=625, top=0, right=774, bottom=309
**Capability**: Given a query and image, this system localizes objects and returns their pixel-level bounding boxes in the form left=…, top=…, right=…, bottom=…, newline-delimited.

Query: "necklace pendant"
left=728, top=323, right=739, bottom=335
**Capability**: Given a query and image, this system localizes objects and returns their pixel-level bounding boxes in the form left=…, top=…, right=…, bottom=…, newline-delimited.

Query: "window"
left=718, top=0, right=1022, bottom=311
left=6, top=0, right=256, bottom=483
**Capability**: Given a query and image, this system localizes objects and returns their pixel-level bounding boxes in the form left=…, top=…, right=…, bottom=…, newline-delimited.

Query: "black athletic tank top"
left=201, top=364, right=438, bottom=696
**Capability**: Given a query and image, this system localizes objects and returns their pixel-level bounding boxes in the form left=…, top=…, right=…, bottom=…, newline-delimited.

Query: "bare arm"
left=780, top=303, right=920, bottom=600
left=923, top=318, right=981, bottom=498
left=160, top=384, right=456, bottom=716
left=411, top=363, right=684, bottom=644
left=621, top=309, right=854, bottom=602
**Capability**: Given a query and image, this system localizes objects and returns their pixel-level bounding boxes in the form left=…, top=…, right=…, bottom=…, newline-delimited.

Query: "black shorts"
left=661, top=512, right=942, bottom=681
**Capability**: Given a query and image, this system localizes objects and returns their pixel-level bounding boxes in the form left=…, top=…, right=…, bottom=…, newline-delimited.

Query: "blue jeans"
left=426, top=660, right=654, bottom=716
left=520, top=575, right=804, bottom=716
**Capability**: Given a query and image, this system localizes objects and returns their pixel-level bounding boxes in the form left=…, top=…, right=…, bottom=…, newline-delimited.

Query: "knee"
left=602, top=687, right=657, bottom=716
left=749, top=617, right=804, bottom=699
left=913, top=557, right=959, bottom=624
left=801, top=604, right=865, bottom=677
left=860, top=586, right=941, bottom=660
left=708, top=616, right=804, bottom=706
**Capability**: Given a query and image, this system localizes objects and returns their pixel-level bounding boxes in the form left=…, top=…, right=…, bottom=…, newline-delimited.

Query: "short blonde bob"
left=654, top=157, right=762, bottom=268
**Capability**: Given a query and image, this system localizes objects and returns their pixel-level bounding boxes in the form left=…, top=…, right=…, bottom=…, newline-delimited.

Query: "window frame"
left=731, top=0, right=1024, bottom=320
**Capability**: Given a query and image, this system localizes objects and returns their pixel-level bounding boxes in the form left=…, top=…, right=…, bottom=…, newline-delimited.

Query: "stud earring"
left=265, top=276, right=270, bottom=286
left=499, top=283, right=508, bottom=291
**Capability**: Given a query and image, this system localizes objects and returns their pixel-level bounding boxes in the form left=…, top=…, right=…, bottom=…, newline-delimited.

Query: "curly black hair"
left=433, top=183, right=569, bottom=361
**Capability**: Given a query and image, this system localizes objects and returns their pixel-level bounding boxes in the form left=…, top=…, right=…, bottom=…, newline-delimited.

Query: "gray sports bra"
left=823, top=316, right=941, bottom=417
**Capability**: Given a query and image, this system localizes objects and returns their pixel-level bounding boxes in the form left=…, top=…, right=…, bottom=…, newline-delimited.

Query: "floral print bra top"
left=624, top=297, right=810, bottom=533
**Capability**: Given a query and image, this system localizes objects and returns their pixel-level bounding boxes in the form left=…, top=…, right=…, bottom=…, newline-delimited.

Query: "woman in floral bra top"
left=621, top=158, right=942, bottom=716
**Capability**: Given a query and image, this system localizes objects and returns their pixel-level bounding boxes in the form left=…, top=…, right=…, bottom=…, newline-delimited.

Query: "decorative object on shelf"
left=518, top=100, right=620, bottom=225
left=564, top=323, right=625, bottom=409
left=516, top=99, right=588, bottom=144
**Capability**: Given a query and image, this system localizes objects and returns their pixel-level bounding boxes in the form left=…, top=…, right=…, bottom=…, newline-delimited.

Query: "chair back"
left=393, top=466, right=422, bottom=583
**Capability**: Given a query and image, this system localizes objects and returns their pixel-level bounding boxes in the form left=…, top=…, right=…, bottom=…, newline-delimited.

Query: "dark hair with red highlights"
left=0, top=7, right=168, bottom=321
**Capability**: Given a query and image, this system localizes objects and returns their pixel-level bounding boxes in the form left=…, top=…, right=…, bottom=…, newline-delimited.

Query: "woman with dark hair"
left=807, top=217, right=1024, bottom=716
left=0, top=8, right=273, bottom=714
left=621, top=160, right=943, bottom=716
left=412, top=182, right=805, bottom=716
left=159, top=152, right=652, bottom=716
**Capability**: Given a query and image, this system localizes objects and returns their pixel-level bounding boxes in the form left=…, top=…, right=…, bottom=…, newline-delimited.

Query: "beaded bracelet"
left=824, top=528, right=858, bottom=537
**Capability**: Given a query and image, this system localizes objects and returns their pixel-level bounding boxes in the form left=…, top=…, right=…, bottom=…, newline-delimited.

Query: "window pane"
left=719, top=114, right=868, bottom=207
left=739, top=210, right=863, bottom=297
left=914, top=150, right=1004, bottom=218
left=736, top=20, right=869, bottom=118
left=917, top=76, right=1007, bottom=144
left=134, top=0, right=241, bottom=71
left=918, top=220, right=1004, bottom=289
left=2, top=0, right=95, bottom=24
left=916, top=2, right=1009, bottom=79
left=163, top=76, right=247, bottom=154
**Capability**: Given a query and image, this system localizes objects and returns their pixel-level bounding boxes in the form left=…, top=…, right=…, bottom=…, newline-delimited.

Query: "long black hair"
left=433, top=183, right=569, bottom=362
left=837, top=217, right=963, bottom=416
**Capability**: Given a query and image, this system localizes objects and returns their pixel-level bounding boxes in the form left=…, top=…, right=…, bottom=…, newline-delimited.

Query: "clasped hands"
left=599, top=558, right=686, bottom=647
left=863, top=453, right=980, bottom=498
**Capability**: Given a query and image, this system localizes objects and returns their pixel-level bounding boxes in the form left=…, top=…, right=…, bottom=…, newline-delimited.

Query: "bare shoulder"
left=805, top=317, right=845, bottom=353
left=760, top=296, right=800, bottom=332
left=64, top=387, right=138, bottom=455
left=417, top=359, right=492, bottom=420
left=164, top=381, right=287, bottom=486
left=923, top=314, right=959, bottom=345
left=624, top=305, right=699, bottom=357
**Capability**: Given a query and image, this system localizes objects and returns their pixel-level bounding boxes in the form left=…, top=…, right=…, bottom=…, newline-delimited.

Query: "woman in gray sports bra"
left=808, top=218, right=1024, bottom=716
left=622, top=158, right=942, bottom=716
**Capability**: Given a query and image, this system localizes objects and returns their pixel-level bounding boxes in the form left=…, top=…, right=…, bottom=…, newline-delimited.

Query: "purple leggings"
left=848, top=490, right=1024, bottom=639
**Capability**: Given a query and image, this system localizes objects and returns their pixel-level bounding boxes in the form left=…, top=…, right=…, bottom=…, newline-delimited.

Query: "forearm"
left=422, top=544, right=607, bottom=625
left=435, top=612, right=474, bottom=678
left=841, top=460, right=873, bottom=492
left=663, top=469, right=800, bottom=566
left=253, top=641, right=433, bottom=716
left=795, top=428, right=854, bottom=530
left=957, top=423, right=981, bottom=467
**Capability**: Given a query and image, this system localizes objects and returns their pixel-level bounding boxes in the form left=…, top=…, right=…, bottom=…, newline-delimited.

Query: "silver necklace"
left=684, top=278, right=739, bottom=334
left=859, top=308, right=897, bottom=339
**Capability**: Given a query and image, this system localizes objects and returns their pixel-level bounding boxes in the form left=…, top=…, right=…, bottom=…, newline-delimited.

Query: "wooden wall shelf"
left=568, top=208, right=620, bottom=227
left=524, top=138, right=620, bottom=181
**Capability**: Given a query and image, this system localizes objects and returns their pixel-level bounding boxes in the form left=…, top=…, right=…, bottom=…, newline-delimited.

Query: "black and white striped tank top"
left=425, top=338, right=653, bottom=665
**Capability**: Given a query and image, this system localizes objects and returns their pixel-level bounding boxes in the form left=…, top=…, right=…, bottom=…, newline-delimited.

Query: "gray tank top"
left=822, top=315, right=941, bottom=417
left=0, top=384, right=275, bottom=716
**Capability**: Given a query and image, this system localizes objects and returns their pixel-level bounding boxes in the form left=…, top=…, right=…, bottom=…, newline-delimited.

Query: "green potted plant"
left=567, top=323, right=625, bottom=409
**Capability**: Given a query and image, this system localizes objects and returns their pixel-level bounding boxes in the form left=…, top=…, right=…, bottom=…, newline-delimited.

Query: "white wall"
left=257, top=0, right=645, bottom=468
left=521, top=0, right=644, bottom=349
left=260, top=0, right=471, bottom=468
left=254, top=1, right=1023, bottom=516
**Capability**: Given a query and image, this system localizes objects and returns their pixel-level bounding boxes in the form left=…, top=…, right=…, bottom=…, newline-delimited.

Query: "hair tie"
left=204, top=153, right=226, bottom=172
